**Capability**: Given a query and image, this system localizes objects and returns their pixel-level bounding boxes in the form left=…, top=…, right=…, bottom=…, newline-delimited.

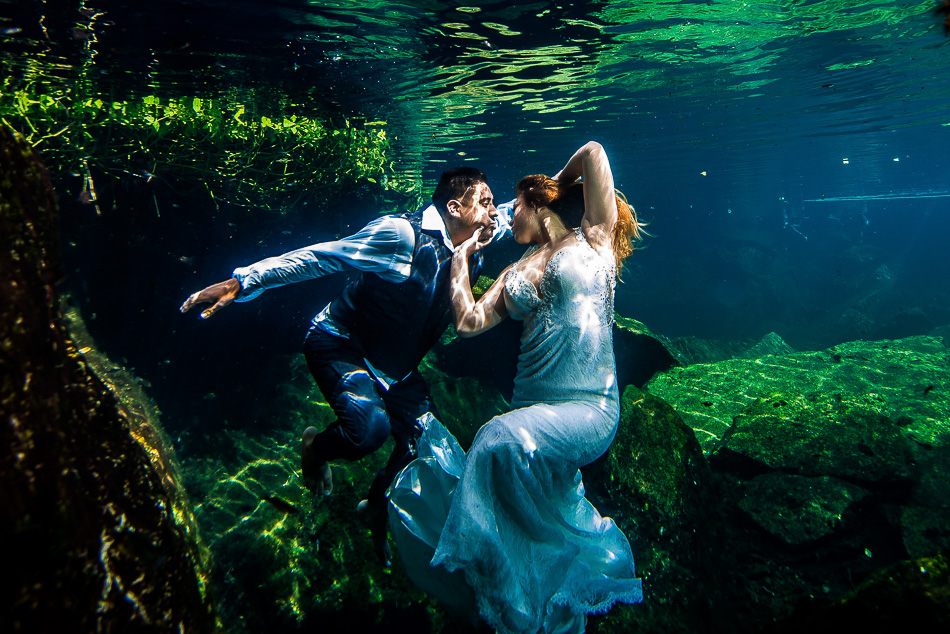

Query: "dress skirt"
left=389, top=404, right=642, bottom=634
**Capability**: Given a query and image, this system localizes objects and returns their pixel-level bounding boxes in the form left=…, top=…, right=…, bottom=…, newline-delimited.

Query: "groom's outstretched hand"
left=180, top=277, right=242, bottom=319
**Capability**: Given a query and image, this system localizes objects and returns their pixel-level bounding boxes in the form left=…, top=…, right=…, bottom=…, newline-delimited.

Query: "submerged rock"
left=773, top=549, right=950, bottom=631
left=717, top=400, right=912, bottom=484
left=738, top=473, right=869, bottom=545
left=619, top=316, right=796, bottom=368
left=591, top=385, right=723, bottom=633
left=643, top=335, right=950, bottom=630
left=0, top=126, right=214, bottom=632
left=648, top=336, right=950, bottom=463
left=740, top=331, right=796, bottom=359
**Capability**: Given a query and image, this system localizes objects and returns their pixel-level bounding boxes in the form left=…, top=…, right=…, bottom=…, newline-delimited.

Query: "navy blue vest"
left=326, top=209, right=481, bottom=383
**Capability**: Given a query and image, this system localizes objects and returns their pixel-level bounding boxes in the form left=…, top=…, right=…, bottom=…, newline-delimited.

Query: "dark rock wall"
left=0, top=126, right=215, bottom=633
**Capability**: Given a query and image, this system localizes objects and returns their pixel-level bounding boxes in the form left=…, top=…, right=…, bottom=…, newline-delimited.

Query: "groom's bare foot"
left=301, top=427, right=332, bottom=496
left=357, top=499, right=392, bottom=568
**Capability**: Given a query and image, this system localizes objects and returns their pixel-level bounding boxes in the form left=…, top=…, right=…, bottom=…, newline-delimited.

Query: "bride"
left=388, top=142, right=645, bottom=633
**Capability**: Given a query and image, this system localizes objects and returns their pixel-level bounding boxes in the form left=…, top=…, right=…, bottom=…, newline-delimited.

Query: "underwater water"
left=3, top=1, right=950, bottom=633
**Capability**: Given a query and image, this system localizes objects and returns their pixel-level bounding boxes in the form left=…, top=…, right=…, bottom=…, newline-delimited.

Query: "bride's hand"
left=457, top=225, right=491, bottom=257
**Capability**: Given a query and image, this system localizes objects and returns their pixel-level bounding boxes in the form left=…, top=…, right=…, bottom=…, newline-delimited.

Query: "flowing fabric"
left=389, top=229, right=642, bottom=633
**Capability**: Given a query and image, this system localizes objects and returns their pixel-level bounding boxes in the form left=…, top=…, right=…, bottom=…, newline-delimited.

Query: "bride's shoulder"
left=572, top=229, right=614, bottom=273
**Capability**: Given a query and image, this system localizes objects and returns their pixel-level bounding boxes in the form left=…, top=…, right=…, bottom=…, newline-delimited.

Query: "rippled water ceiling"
left=2, top=1, right=948, bottom=171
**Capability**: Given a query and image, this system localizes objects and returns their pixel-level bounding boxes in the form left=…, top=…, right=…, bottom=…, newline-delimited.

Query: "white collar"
left=421, top=205, right=454, bottom=250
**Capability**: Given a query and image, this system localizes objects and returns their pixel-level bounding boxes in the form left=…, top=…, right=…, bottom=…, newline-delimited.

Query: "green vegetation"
left=179, top=356, right=433, bottom=633
left=0, top=85, right=423, bottom=213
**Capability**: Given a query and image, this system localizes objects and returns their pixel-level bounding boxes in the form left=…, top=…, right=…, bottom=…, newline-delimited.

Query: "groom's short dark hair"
left=432, top=167, right=487, bottom=214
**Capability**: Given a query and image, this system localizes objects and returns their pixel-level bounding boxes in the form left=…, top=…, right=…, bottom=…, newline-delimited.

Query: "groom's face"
left=453, top=182, right=497, bottom=241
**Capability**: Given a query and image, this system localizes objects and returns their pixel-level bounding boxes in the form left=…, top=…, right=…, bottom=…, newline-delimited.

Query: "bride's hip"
left=470, top=400, right=619, bottom=467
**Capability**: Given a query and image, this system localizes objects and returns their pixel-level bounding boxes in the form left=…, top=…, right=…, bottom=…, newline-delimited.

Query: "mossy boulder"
left=717, top=400, right=912, bottom=484
left=648, top=336, right=950, bottom=466
left=590, top=385, right=723, bottom=633
left=1, top=125, right=215, bottom=632
left=643, top=335, right=950, bottom=629
left=737, top=473, right=869, bottom=545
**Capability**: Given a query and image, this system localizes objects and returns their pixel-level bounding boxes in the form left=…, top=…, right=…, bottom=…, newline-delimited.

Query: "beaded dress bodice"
left=504, top=228, right=618, bottom=411
left=389, top=228, right=641, bottom=634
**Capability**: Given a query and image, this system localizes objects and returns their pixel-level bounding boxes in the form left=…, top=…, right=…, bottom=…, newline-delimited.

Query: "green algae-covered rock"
left=617, top=314, right=796, bottom=369
left=180, top=355, right=444, bottom=633
left=613, top=317, right=793, bottom=383
left=591, top=385, right=723, bottom=633
left=646, top=356, right=767, bottom=454
left=0, top=126, right=215, bottom=632
left=738, top=473, right=869, bottom=545
left=740, top=331, right=795, bottom=359
left=647, top=337, right=950, bottom=470
left=717, top=400, right=912, bottom=484
left=641, top=335, right=950, bottom=630
left=608, top=386, right=715, bottom=526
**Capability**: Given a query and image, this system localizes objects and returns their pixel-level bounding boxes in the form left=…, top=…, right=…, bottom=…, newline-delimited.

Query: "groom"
left=181, top=168, right=508, bottom=564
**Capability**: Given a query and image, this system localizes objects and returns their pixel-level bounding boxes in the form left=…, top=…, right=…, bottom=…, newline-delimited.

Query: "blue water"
left=4, top=0, right=948, bottom=422
left=3, top=0, right=947, bottom=422
left=4, top=2, right=950, bottom=631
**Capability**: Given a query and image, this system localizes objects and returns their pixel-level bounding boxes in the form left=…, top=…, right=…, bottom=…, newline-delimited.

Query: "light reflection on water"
left=4, top=1, right=948, bottom=170
left=2, top=1, right=949, bottom=346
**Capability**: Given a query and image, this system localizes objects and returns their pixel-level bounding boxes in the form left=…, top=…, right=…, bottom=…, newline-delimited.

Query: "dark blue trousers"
left=302, top=326, right=431, bottom=512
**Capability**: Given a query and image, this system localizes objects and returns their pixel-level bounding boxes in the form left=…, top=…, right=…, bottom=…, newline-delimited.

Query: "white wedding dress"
left=388, top=228, right=642, bottom=633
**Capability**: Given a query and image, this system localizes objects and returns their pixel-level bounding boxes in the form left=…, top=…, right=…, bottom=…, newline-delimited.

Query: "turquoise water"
left=3, top=2, right=950, bottom=632
left=5, top=1, right=949, bottom=349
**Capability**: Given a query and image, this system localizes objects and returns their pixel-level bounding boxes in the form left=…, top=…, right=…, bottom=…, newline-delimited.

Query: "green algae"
left=0, top=88, right=420, bottom=213
left=180, top=355, right=442, bottom=633
left=647, top=336, right=950, bottom=456
left=738, top=473, right=870, bottom=545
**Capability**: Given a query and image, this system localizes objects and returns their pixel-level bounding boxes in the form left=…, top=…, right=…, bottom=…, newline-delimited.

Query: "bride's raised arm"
left=553, top=141, right=618, bottom=252
left=450, top=229, right=510, bottom=338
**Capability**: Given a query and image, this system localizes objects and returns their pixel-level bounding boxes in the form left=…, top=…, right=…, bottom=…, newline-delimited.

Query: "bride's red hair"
left=515, top=176, right=645, bottom=269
